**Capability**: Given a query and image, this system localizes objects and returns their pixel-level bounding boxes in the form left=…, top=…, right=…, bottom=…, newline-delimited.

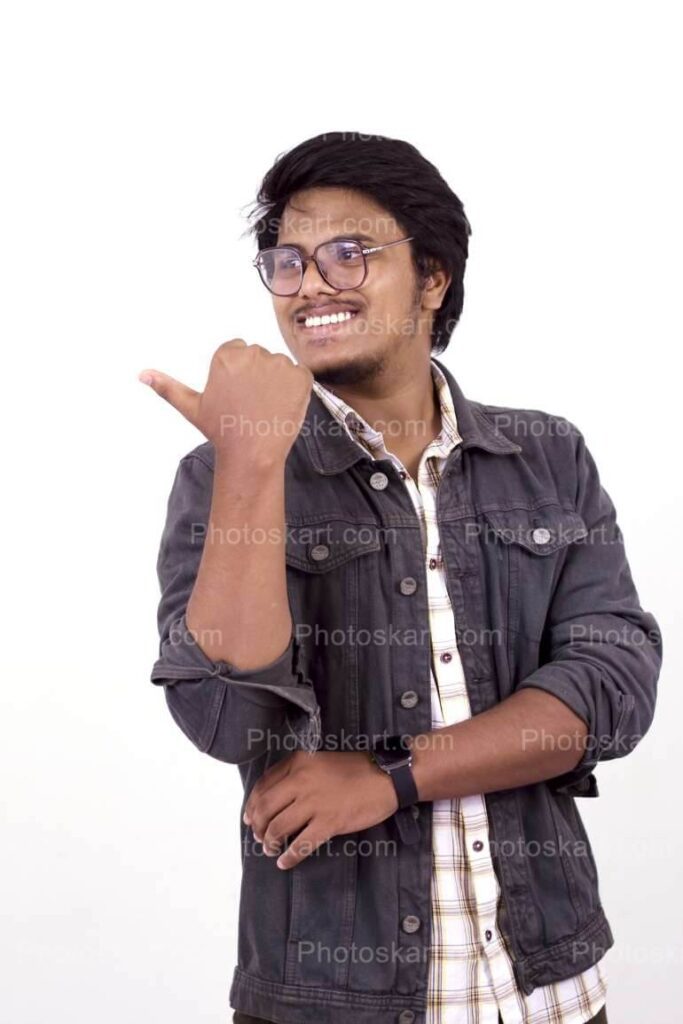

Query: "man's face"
left=267, top=186, right=441, bottom=387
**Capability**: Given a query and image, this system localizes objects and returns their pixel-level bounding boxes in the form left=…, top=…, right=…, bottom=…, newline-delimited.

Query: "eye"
left=271, top=251, right=302, bottom=273
left=334, top=242, right=363, bottom=264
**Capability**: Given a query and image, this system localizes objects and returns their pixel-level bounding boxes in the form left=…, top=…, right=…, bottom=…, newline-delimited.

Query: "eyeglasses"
left=252, top=236, right=414, bottom=296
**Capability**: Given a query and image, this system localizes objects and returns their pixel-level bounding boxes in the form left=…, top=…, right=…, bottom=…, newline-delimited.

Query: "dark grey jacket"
left=149, top=356, right=662, bottom=1024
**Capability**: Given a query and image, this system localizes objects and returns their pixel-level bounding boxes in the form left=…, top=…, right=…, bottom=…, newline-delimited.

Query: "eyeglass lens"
left=257, top=240, right=366, bottom=295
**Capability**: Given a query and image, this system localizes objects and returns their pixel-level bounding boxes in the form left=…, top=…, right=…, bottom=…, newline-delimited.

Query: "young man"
left=141, top=133, right=662, bottom=1024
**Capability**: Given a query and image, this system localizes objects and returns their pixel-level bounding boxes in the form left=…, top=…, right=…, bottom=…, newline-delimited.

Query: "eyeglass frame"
left=251, top=235, right=415, bottom=296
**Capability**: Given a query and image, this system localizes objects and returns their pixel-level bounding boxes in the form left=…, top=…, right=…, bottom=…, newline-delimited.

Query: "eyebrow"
left=276, top=233, right=377, bottom=251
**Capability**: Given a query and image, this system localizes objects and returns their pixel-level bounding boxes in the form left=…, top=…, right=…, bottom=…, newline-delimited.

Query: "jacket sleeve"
left=516, top=424, right=663, bottom=796
left=149, top=450, right=321, bottom=764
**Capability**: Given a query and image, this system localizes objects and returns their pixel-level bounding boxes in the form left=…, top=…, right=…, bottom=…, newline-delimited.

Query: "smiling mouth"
left=299, top=310, right=359, bottom=329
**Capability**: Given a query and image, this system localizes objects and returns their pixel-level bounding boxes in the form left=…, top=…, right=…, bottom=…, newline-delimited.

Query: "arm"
left=408, top=688, right=590, bottom=802
left=410, top=424, right=663, bottom=801
left=150, top=450, right=320, bottom=764
left=185, top=447, right=294, bottom=671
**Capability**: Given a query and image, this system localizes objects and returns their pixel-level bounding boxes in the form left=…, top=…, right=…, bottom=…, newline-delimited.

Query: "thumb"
left=138, top=369, right=201, bottom=427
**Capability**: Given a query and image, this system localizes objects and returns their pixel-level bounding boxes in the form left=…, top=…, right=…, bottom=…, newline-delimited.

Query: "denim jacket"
left=149, top=356, right=662, bottom=1024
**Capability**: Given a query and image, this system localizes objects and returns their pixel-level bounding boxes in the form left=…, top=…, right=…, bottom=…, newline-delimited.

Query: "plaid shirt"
left=311, top=360, right=608, bottom=1024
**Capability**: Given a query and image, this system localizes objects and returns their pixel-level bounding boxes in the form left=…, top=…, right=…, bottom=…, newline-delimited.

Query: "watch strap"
left=388, top=759, right=419, bottom=809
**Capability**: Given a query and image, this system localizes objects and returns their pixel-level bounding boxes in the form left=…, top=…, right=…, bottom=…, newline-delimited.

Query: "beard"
left=312, top=294, right=424, bottom=389
left=312, top=346, right=389, bottom=388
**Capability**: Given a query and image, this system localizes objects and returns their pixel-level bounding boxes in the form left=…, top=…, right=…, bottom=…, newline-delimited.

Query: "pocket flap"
left=482, top=506, right=588, bottom=556
left=285, top=520, right=382, bottom=572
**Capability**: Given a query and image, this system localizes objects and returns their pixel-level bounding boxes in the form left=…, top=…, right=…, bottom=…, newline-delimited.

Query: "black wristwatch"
left=370, top=733, right=419, bottom=810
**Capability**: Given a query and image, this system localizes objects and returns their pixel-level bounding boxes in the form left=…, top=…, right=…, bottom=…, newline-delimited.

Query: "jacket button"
left=401, top=914, right=421, bottom=933
left=398, top=1012, right=416, bottom=1024
left=399, top=577, right=418, bottom=595
left=400, top=690, right=419, bottom=708
left=309, top=544, right=330, bottom=561
left=410, top=804, right=420, bottom=819
left=369, top=471, right=389, bottom=490
left=532, top=527, right=551, bottom=545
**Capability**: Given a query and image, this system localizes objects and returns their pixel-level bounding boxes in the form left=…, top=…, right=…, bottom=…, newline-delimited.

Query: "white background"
left=1, top=3, right=680, bottom=1022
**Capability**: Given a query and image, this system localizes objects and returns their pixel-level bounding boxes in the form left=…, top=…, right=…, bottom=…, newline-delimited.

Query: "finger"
left=248, top=782, right=296, bottom=841
left=262, top=802, right=311, bottom=855
left=276, top=823, right=331, bottom=870
left=138, top=368, right=201, bottom=426
left=243, top=755, right=296, bottom=823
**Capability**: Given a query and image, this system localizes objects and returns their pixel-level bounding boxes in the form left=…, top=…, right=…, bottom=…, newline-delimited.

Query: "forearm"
left=185, top=451, right=292, bottom=671
left=409, top=687, right=589, bottom=802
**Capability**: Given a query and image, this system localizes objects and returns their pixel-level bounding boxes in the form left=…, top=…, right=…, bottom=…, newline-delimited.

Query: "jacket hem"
left=513, top=906, right=614, bottom=995
left=229, top=965, right=427, bottom=1024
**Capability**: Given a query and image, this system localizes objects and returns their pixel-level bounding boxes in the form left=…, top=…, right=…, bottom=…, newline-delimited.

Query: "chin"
left=310, top=347, right=387, bottom=388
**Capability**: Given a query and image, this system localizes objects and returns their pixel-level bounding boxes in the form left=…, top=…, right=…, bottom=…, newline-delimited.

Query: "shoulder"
left=472, top=398, right=586, bottom=463
left=476, top=399, right=582, bottom=445
left=178, top=439, right=216, bottom=473
left=469, top=398, right=598, bottom=514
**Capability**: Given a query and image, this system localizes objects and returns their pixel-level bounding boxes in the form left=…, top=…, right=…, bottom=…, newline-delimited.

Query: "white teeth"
left=303, top=310, right=355, bottom=328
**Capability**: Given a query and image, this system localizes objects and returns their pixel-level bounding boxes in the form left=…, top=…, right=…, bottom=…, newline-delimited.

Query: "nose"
left=299, top=255, right=339, bottom=298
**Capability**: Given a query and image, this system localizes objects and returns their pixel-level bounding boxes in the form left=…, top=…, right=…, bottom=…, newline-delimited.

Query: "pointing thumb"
left=138, top=368, right=202, bottom=428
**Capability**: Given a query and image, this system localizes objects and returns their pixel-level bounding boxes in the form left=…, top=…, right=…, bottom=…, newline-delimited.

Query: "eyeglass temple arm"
left=252, top=236, right=414, bottom=265
left=360, top=236, right=414, bottom=256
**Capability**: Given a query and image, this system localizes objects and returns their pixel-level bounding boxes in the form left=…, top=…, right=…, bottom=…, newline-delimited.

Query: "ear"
left=421, top=263, right=452, bottom=311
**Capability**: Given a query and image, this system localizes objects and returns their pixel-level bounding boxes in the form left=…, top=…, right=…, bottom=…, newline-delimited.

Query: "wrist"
left=369, top=733, right=419, bottom=810
left=214, top=445, right=287, bottom=476
left=369, top=754, right=399, bottom=813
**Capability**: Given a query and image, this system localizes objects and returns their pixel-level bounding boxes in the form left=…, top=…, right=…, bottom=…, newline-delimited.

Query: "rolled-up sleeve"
left=150, top=450, right=321, bottom=763
left=516, top=425, right=663, bottom=795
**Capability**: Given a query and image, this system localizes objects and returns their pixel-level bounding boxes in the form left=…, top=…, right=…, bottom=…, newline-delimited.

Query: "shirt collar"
left=301, top=356, right=521, bottom=476
left=311, top=358, right=463, bottom=461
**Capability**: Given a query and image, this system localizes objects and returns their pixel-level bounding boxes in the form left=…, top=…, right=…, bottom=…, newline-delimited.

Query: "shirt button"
left=398, top=1011, right=416, bottom=1024
left=309, top=543, right=330, bottom=562
left=532, top=526, right=551, bottom=545
left=485, top=929, right=493, bottom=941
left=369, top=471, right=389, bottom=490
left=399, top=577, right=418, bottom=595
left=401, top=914, right=421, bottom=934
left=428, top=557, right=438, bottom=570
left=473, top=839, right=484, bottom=852
left=440, top=652, right=452, bottom=663
left=400, top=690, right=419, bottom=709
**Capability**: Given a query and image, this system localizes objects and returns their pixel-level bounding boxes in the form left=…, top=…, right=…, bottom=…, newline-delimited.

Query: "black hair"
left=244, top=132, right=472, bottom=354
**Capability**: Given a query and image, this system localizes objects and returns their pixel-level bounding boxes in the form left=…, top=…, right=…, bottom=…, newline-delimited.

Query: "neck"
left=321, top=358, right=442, bottom=475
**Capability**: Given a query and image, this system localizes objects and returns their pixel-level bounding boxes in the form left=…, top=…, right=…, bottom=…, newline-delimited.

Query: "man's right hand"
left=139, top=339, right=314, bottom=463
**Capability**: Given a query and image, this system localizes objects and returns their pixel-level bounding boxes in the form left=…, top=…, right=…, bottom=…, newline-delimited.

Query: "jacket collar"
left=300, top=355, right=521, bottom=476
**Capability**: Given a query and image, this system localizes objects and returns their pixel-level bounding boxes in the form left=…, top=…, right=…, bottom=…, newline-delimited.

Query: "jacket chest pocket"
left=284, top=520, right=383, bottom=735
left=285, top=520, right=382, bottom=574
left=480, top=505, right=588, bottom=642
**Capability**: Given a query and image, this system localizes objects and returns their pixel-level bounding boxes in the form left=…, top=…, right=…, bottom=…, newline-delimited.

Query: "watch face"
left=374, top=733, right=411, bottom=757
left=373, top=733, right=411, bottom=762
